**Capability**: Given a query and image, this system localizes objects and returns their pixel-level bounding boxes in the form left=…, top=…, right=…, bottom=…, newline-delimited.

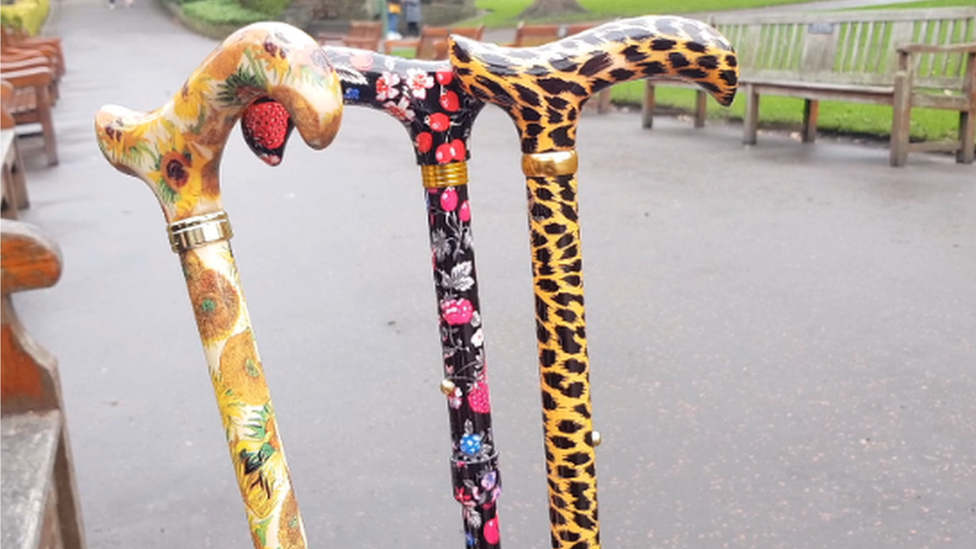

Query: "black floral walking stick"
left=448, top=16, right=739, bottom=549
left=239, top=49, right=504, bottom=548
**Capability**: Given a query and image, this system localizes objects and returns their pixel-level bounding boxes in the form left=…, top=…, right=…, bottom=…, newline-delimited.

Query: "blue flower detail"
left=460, top=433, right=483, bottom=455
left=344, top=88, right=361, bottom=101
left=466, top=532, right=476, bottom=546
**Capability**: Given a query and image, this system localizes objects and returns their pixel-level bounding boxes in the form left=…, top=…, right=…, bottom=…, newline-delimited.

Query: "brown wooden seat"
left=2, top=80, right=29, bottom=217
left=1, top=25, right=65, bottom=78
left=384, top=24, right=485, bottom=60
left=1, top=219, right=87, bottom=549
left=0, top=67, right=58, bottom=166
left=317, top=20, right=383, bottom=51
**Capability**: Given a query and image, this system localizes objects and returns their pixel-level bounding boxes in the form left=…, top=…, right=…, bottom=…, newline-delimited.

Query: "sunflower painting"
left=94, top=22, right=341, bottom=549
left=94, top=22, right=343, bottom=223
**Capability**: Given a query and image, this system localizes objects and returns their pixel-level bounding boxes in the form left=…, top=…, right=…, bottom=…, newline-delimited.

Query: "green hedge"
left=238, top=0, right=289, bottom=16
left=181, top=0, right=273, bottom=26
left=0, top=0, right=50, bottom=36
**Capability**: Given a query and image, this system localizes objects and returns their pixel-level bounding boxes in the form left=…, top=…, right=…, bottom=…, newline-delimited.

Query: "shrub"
left=182, top=0, right=272, bottom=26
left=0, top=0, right=50, bottom=36
left=238, top=0, right=290, bottom=16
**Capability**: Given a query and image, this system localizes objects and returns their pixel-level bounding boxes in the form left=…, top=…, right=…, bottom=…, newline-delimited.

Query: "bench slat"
left=1, top=410, right=62, bottom=549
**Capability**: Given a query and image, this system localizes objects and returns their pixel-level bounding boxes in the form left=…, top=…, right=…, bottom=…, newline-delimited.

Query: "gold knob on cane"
left=440, top=379, right=457, bottom=395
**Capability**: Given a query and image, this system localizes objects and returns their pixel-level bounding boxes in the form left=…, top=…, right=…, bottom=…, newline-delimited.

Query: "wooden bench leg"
left=890, top=71, right=911, bottom=167
left=743, top=85, right=759, bottom=145
left=39, top=86, right=59, bottom=166
left=958, top=109, right=975, bottom=164
left=802, top=99, right=819, bottom=143
left=596, top=88, right=611, bottom=114
left=641, top=81, right=655, bottom=129
left=694, top=89, right=706, bottom=128
left=55, top=427, right=87, bottom=549
left=10, top=139, right=29, bottom=209
left=2, top=165, right=18, bottom=219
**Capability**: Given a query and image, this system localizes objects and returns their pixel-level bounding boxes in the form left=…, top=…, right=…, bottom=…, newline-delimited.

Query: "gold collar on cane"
left=522, top=151, right=578, bottom=177
left=422, top=162, right=468, bottom=188
left=167, top=211, right=233, bottom=253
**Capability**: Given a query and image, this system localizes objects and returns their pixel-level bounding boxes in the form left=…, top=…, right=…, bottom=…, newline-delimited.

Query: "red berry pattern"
left=243, top=101, right=289, bottom=150
left=467, top=380, right=491, bottom=414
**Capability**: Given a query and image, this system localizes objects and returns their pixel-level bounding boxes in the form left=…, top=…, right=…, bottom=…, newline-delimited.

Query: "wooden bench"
left=1, top=25, right=66, bottom=80
left=2, top=80, right=29, bottom=217
left=1, top=219, right=86, bottom=549
left=383, top=24, right=485, bottom=60
left=317, top=20, right=384, bottom=51
left=508, top=22, right=612, bottom=113
left=0, top=66, right=58, bottom=166
left=641, top=7, right=976, bottom=166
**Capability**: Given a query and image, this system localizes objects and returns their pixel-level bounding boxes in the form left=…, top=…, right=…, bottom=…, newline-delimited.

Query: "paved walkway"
left=10, top=1, right=976, bottom=548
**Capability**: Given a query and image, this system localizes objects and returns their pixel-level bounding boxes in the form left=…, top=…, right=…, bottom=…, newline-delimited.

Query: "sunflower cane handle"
left=94, top=23, right=344, bottom=549
left=95, top=22, right=343, bottom=222
left=448, top=16, right=739, bottom=549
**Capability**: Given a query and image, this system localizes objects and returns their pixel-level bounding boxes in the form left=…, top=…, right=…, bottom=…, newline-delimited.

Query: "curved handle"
left=449, top=15, right=738, bottom=152
left=94, top=22, right=344, bottom=222
left=241, top=47, right=485, bottom=167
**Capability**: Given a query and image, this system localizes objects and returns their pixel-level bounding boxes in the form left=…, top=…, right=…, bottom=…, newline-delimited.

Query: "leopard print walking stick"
left=239, top=49, right=505, bottom=549
left=94, top=23, right=343, bottom=549
left=449, top=16, right=739, bottom=549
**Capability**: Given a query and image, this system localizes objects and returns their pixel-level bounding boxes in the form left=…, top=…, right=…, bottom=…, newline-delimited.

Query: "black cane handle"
left=449, top=15, right=738, bottom=152
left=241, top=47, right=485, bottom=167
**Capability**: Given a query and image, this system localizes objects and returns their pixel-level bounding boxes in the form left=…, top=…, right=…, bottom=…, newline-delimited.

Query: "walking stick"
left=94, top=23, right=343, bottom=549
left=239, top=49, right=504, bottom=548
left=448, top=16, right=739, bottom=549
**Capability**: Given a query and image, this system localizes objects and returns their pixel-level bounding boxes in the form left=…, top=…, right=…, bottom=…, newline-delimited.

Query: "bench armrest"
left=897, top=42, right=976, bottom=93
left=0, top=219, right=63, bottom=293
left=897, top=42, right=976, bottom=55
left=0, top=66, right=53, bottom=88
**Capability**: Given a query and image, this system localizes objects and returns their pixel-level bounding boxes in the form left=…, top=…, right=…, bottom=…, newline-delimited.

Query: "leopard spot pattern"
left=450, top=15, right=738, bottom=153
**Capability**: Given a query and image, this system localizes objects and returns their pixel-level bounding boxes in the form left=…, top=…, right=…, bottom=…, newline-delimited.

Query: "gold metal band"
left=421, top=162, right=468, bottom=188
left=521, top=150, right=578, bottom=177
left=167, top=211, right=233, bottom=253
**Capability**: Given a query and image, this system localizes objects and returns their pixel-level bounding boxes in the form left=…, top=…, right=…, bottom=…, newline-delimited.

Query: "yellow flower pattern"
left=94, top=22, right=342, bottom=549
left=95, top=22, right=343, bottom=223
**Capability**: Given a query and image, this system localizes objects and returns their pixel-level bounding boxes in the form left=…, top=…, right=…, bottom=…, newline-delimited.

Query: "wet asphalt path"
left=11, top=0, right=976, bottom=547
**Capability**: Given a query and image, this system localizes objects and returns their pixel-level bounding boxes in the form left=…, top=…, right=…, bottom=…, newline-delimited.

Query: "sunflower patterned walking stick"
left=449, top=16, right=739, bottom=549
left=94, top=23, right=343, bottom=549
left=240, top=48, right=506, bottom=549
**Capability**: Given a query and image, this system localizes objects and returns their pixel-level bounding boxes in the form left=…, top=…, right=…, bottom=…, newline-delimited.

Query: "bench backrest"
left=512, top=22, right=602, bottom=47
left=413, top=25, right=484, bottom=60
left=711, top=7, right=976, bottom=90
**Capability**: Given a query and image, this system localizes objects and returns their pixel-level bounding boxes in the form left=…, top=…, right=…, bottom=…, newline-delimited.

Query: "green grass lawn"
left=856, top=0, right=976, bottom=8
left=537, top=0, right=970, bottom=145
left=466, top=0, right=821, bottom=27
left=611, top=83, right=964, bottom=142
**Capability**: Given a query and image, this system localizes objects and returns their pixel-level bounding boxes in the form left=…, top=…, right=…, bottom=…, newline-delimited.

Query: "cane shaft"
left=175, top=231, right=306, bottom=549
left=523, top=171, right=599, bottom=549
left=425, top=165, right=502, bottom=548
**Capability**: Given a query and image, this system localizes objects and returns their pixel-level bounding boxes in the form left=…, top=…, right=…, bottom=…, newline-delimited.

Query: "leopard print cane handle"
left=449, top=15, right=738, bottom=153
left=95, top=22, right=343, bottom=222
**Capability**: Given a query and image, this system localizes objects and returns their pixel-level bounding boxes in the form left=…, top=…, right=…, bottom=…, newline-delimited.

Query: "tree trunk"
left=520, top=0, right=588, bottom=19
